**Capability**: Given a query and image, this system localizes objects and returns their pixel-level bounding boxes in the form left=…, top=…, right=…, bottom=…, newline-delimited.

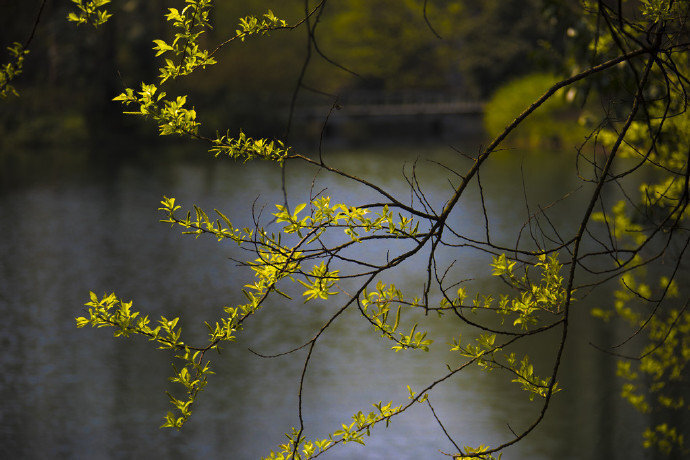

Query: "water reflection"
left=0, top=144, right=654, bottom=459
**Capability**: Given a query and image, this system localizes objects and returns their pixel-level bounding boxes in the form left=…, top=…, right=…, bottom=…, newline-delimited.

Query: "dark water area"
left=0, top=132, right=669, bottom=459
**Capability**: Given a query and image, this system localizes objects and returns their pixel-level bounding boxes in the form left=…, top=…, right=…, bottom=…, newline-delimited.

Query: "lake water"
left=0, top=139, right=665, bottom=459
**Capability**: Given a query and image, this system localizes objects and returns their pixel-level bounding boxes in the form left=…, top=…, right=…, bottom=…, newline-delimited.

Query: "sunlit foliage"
left=1, top=0, right=688, bottom=458
left=0, top=42, right=28, bottom=98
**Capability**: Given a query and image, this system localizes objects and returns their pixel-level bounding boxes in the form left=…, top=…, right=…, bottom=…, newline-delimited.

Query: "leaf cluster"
left=76, top=292, right=219, bottom=427
left=67, top=0, right=112, bottom=28
left=155, top=0, right=217, bottom=83
left=0, top=43, right=29, bottom=99
left=263, top=399, right=404, bottom=460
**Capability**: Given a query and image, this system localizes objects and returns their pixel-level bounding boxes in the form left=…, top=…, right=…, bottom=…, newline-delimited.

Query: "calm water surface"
left=0, top=142, right=657, bottom=459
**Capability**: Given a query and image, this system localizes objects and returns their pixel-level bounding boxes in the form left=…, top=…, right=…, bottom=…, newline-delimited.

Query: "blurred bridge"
left=296, top=90, right=485, bottom=120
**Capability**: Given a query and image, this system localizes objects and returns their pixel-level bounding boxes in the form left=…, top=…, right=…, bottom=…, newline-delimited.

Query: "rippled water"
left=0, top=142, right=655, bottom=459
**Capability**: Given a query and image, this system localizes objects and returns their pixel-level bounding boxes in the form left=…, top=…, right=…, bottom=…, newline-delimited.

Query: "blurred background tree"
left=0, top=0, right=578, bottom=146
